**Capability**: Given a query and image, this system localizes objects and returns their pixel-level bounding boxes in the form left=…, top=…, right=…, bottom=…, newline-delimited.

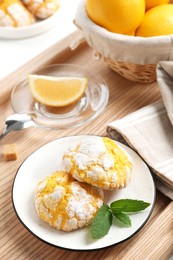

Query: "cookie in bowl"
left=22, top=0, right=60, bottom=19
left=35, top=171, right=104, bottom=231
left=63, top=137, right=133, bottom=190
left=0, top=0, right=35, bottom=27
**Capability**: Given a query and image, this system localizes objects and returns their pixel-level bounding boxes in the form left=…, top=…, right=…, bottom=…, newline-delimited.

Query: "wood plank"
left=0, top=38, right=172, bottom=260
left=117, top=201, right=173, bottom=260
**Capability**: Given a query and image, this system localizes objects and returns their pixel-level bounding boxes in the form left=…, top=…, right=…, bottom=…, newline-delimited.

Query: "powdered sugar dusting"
left=78, top=138, right=106, bottom=157
left=70, top=182, right=86, bottom=196
left=63, top=137, right=133, bottom=190
left=35, top=171, right=104, bottom=231
left=64, top=138, right=113, bottom=172
left=101, top=154, right=114, bottom=170
left=66, top=182, right=95, bottom=220
left=37, top=179, right=47, bottom=193
left=50, top=186, right=64, bottom=200
left=73, top=153, right=89, bottom=170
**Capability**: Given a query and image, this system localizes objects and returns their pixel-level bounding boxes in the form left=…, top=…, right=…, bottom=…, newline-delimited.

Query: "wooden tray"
left=0, top=31, right=173, bottom=259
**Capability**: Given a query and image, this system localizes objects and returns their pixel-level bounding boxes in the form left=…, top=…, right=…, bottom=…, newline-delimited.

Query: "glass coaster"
left=11, top=64, right=109, bottom=129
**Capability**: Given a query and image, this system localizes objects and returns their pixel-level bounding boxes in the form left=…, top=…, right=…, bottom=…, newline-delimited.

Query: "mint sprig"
left=110, top=199, right=150, bottom=213
left=91, top=199, right=150, bottom=239
left=113, top=212, right=131, bottom=226
left=91, top=204, right=112, bottom=239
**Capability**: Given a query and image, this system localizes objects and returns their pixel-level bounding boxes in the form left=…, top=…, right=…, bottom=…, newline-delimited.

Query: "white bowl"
left=0, top=9, right=60, bottom=39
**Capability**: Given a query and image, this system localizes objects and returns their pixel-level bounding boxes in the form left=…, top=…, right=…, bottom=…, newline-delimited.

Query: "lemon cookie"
left=63, top=137, right=133, bottom=190
left=0, top=0, right=35, bottom=27
left=22, top=0, right=60, bottom=19
left=35, top=171, right=104, bottom=231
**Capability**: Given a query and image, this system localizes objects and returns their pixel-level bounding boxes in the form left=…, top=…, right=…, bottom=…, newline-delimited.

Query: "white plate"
left=12, top=135, right=155, bottom=251
left=0, top=9, right=60, bottom=39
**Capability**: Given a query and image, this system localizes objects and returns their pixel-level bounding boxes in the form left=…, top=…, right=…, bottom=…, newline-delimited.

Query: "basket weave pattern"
left=104, top=57, right=156, bottom=83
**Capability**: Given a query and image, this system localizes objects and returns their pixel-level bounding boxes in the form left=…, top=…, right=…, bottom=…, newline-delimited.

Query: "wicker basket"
left=104, top=59, right=156, bottom=83
left=75, top=0, right=173, bottom=84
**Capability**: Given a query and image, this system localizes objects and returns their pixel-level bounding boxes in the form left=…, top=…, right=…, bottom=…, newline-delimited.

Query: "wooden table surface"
left=0, top=33, right=173, bottom=259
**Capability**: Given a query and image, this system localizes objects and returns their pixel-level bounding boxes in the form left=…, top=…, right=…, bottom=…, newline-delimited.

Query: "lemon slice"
left=28, top=74, right=88, bottom=107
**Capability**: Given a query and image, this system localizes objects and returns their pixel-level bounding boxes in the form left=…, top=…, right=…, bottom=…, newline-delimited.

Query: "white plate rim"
left=12, top=135, right=156, bottom=251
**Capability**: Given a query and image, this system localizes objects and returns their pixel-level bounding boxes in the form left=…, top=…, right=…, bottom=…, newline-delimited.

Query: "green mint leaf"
left=113, top=212, right=131, bottom=226
left=91, top=204, right=112, bottom=239
left=110, top=199, right=150, bottom=213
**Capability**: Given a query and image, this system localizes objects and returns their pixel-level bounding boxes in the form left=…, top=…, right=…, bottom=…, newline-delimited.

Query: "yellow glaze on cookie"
left=63, top=137, right=133, bottom=190
left=35, top=171, right=104, bottom=231
left=0, top=0, right=35, bottom=27
left=103, top=137, right=132, bottom=187
left=22, top=0, right=60, bottom=19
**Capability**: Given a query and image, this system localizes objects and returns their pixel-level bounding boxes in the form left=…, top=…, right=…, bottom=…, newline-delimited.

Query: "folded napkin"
left=107, top=61, right=173, bottom=200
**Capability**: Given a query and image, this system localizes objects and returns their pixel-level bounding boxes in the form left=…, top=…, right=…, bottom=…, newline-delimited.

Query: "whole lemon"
left=136, top=4, right=173, bottom=37
left=86, top=0, right=145, bottom=35
left=145, top=0, right=169, bottom=10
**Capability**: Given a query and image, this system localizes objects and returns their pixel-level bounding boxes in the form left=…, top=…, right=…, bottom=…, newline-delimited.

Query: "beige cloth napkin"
left=107, top=61, right=173, bottom=200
